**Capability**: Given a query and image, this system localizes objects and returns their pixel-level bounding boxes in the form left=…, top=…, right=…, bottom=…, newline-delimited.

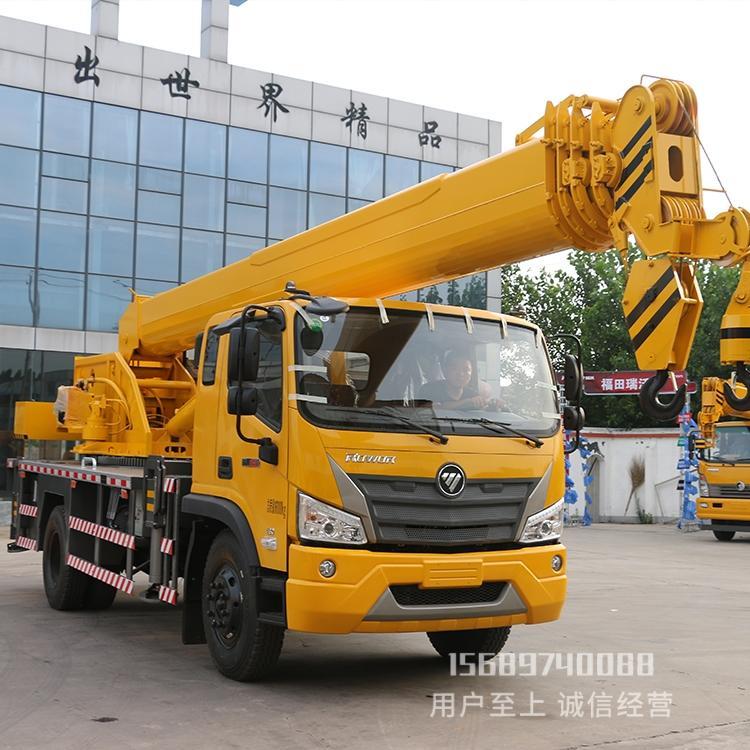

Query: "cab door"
left=213, top=316, right=289, bottom=572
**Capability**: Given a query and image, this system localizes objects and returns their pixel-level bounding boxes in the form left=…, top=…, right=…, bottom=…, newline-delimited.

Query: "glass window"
left=226, top=203, right=265, bottom=236
left=138, top=190, right=180, bottom=226
left=228, top=127, right=267, bottom=183
left=347, top=198, right=371, bottom=212
left=134, top=278, right=176, bottom=296
left=421, top=162, right=453, bottom=181
left=42, top=152, right=88, bottom=181
left=268, top=187, right=306, bottom=240
left=269, top=135, right=307, bottom=190
left=136, top=223, right=179, bottom=281
left=38, top=211, right=86, bottom=272
left=181, top=229, right=223, bottom=282
left=90, top=160, right=136, bottom=219
left=41, top=176, right=87, bottom=214
left=225, top=235, right=265, bottom=265
left=0, top=265, right=35, bottom=326
left=348, top=149, right=383, bottom=201
left=385, top=155, right=419, bottom=195
left=309, top=142, right=346, bottom=196
left=183, top=174, right=224, bottom=231
left=227, top=180, right=265, bottom=206
left=86, top=275, right=132, bottom=332
left=88, top=217, right=133, bottom=276
left=0, top=145, right=39, bottom=207
left=309, top=193, right=345, bottom=227
left=0, top=206, right=36, bottom=267
left=0, top=86, right=41, bottom=148
left=92, top=103, right=138, bottom=163
left=185, top=120, right=226, bottom=177
left=43, top=94, right=90, bottom=156
left=37, top=269, right=84, bottom=329
left=139, top=112, right=183, bottom=171
left=139, top=167, right=181, bottom=194
left=240, top=318, right=283, bottom=430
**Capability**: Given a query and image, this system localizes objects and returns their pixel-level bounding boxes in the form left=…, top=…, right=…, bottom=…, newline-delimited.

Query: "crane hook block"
left=638, top=369, right=686, bottom=422
left=723, top=363, right=750, bottom=411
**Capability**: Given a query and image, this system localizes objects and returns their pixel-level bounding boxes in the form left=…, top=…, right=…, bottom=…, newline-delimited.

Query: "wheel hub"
left=206, top=564, right=243, bottom=647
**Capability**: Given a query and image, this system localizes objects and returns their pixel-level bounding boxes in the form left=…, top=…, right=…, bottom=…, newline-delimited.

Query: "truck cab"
left=697, top=420, right=750, bottom=540
left=183, top=296, right=568, bottom=674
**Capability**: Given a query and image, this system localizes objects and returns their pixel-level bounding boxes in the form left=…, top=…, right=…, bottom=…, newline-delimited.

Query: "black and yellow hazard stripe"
left=625, top=265, right=681, bottom=351
left=616, top=116, right=654, bottom=210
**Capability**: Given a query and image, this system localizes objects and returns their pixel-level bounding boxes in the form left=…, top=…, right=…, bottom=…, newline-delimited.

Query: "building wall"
left=567, top=429, right=682, bottom=523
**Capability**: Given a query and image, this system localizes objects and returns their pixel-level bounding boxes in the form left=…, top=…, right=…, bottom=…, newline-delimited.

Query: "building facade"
left=0, top=0, right=502, bottom=497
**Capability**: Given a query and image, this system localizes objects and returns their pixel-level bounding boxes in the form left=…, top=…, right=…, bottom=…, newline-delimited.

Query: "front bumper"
left=285, top=542, right=566, bottom=634
left=697, top=499, right=750, bottom=524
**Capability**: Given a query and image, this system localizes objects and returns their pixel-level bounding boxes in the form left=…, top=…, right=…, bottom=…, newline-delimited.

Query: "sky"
left=1, top=0, right=747, bottom=274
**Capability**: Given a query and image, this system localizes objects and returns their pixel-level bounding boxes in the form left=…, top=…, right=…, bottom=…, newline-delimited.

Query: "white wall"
left=567, top=428, right=682, bottom=523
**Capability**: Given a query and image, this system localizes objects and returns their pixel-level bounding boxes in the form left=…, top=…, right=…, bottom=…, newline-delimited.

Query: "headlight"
left=298, top=492, right=368, bottom=545
left=520, top=498, right=564, bottom=544
left=699, top=476, right=709, bottom=497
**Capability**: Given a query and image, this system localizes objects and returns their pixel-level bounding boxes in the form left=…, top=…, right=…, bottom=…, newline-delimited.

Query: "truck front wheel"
left=427, top=627, right=511, bottom=662
left=42, top=506, right=90, bottom=610
left=201, top=530, right=284, bottom=681
left=713, top=530, right=736, bottom=542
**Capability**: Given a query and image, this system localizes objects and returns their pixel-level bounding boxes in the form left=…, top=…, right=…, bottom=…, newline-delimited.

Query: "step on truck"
left=9, top=77, right=750, bottom=680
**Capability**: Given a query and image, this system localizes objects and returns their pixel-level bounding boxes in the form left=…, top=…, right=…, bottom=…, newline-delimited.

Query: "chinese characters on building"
left=71, top=50, right=445, bottom=149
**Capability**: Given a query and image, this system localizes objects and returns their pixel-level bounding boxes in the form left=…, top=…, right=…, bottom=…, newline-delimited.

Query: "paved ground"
left=1, top=524, right=749, bottom=749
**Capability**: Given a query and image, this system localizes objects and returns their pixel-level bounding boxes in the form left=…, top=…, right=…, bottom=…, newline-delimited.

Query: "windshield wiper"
left=441, top=416, right=544, bottom=448
left=323, top=405, right=449, bottom=444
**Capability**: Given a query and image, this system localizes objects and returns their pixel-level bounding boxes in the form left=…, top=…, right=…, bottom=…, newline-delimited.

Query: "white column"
left=201, top=0, right=230, bottom=62
left=90, top=0, right=119, bottom=39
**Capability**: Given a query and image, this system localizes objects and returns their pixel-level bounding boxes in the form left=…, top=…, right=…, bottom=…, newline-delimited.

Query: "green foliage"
left=500, top=251, right=740, bottom=428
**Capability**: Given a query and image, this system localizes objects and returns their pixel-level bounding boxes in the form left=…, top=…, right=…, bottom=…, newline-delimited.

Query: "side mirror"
left=563, top=353, right=583, bottom=402
left=228, top=385, right=258, bottom=416
left=228, top=327, right=260, bottom=382
left=563, top=405, right=585, bottom=432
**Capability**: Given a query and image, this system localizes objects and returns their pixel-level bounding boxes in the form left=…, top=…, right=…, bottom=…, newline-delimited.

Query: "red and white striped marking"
left=163, top=477, right=178, bottom=494
left=16, top=461, right=132, bottom=489
left=69, top=516, right=136, bottom=550
left=15, top=536, right=38, bottom=551
left=66, top=554, right=134, bottom=594
left=18, top=504, right=38, bottom=518
left=160, top=537, right=175, bottom=556
left=158, top=585, right=178, bottom=605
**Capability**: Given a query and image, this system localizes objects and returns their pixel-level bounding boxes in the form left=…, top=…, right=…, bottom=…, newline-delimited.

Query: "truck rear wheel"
left=42, top=506, right=90, bottom=611
left=427, top=627, right=511, bottom=661
left=713, top=530, right=735, bottom=542
left=201, top=530, right=284, bottom=681
left=84, top=576, right=119, bottom=609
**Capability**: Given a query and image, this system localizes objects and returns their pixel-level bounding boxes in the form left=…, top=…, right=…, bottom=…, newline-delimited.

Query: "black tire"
left=42, top=506, right=90, bottom=610
left=713, top=530, right=736, bottom=542
left=427, top=627, right=511, bottom=661
left=84, top=576, right=118, bottom=610
left=202, top=530, right=284, bottom=681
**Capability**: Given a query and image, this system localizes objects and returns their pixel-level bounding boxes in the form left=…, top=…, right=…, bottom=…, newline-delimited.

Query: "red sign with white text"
left=556, top=370, right=697, bottom=395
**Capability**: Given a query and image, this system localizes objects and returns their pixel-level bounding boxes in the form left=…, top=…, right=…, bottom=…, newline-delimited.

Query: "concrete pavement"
left=1, top=524, right=749, bottom=749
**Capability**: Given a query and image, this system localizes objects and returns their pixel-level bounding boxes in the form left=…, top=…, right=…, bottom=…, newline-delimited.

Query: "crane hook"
left=638, top=369, right=686, bottom=422
left=723, top=363, right=750, bottom=411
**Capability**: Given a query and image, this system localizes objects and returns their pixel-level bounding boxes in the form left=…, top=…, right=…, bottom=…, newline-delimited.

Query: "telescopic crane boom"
left=118, top=78, right=750, bottom=421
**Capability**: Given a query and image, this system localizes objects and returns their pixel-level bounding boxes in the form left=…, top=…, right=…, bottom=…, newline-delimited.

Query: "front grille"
left=390, top=582, right=505, bottom=607
left=715, top=485, right=750, bottom=499
left=352, top=474, right=536, bottom=547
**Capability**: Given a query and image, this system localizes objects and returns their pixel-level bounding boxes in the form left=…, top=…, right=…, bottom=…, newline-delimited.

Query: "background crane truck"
left=8, top=77, right=750, bottom=680
left=695, top=377, right=750, bottom=540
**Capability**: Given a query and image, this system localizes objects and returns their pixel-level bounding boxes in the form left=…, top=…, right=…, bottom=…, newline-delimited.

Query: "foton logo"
left=344, top=453, right=396, bottom=464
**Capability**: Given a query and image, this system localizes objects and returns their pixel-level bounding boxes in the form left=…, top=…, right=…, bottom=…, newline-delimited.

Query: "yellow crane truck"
left=696, top=378, right=750, bottom=540
left=8, top=78, right=750, bottom=680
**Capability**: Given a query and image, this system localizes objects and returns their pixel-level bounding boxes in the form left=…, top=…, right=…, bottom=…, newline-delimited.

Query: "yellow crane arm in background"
left=698, top=376, right=749, bottom=445
left=116, top=77, right=750, bottom=422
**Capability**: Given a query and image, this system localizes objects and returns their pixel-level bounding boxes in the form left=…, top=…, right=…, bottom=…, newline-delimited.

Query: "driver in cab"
left=419, top=350, right=500, bottom=410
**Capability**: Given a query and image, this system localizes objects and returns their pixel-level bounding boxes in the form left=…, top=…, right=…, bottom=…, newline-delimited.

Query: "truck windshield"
left=293, top=307, right=560, bottom=438
left=703, top=425, right=750, bottom=463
